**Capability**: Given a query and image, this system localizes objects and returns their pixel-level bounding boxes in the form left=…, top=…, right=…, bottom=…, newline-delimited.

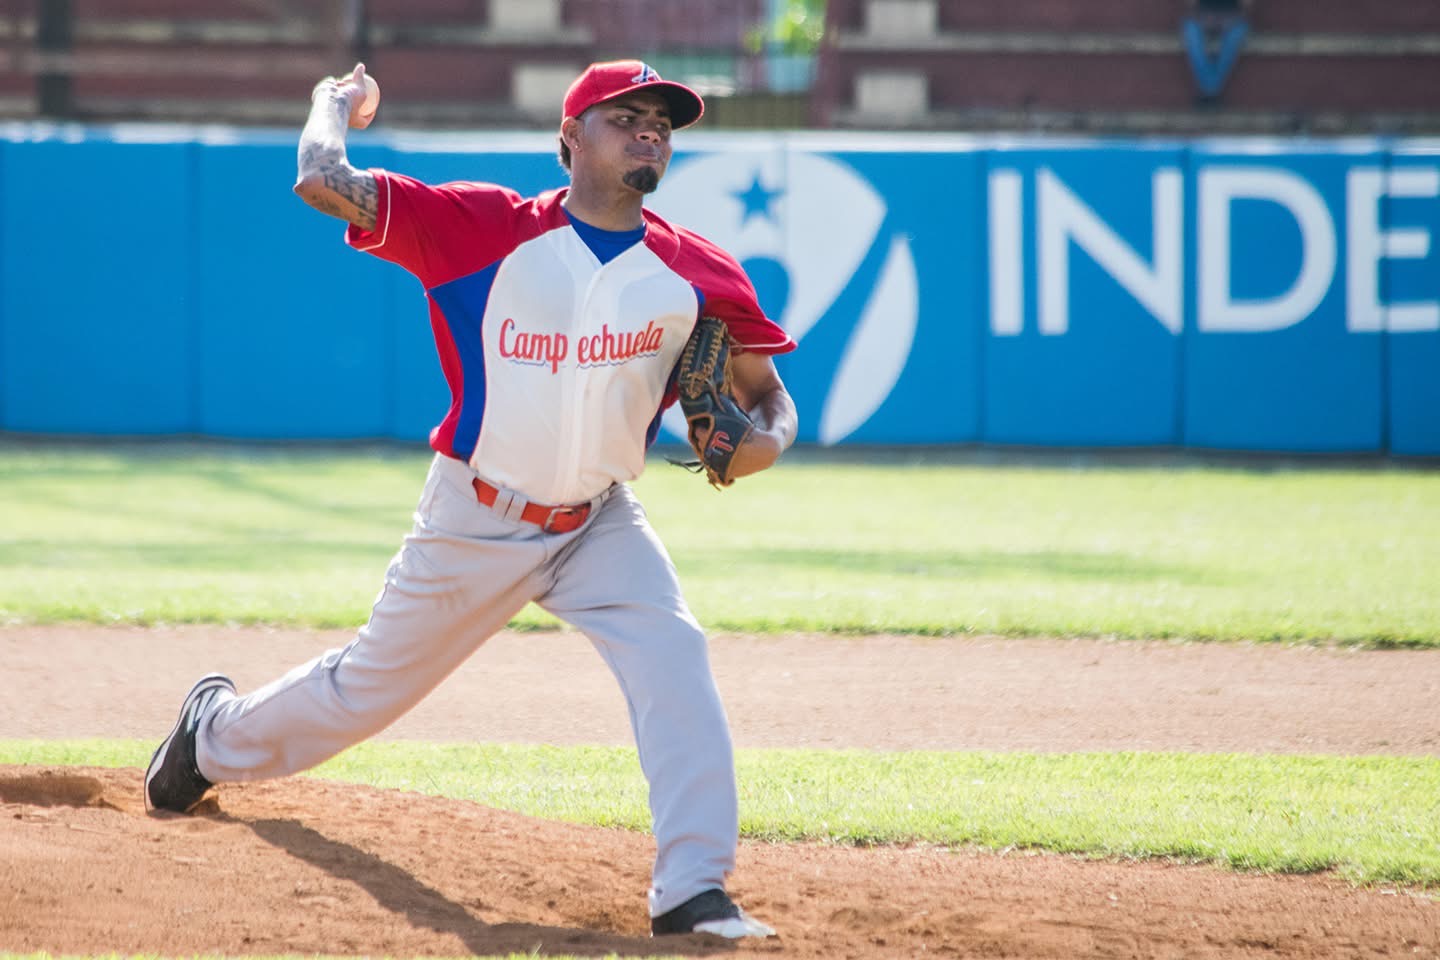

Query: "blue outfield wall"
left=3, top=137, right=196, bottom=434
left=1388, top=144, right=1440, bottom=455
left=0, top=125, right=1436, bottom=453
left=981, top=144, right=1186, bottom=446
left=1183, top=144, right=1388, bottom=453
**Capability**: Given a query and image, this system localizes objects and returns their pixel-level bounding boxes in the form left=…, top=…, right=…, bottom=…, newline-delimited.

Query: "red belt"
left=471, top=477, right=592, bottom=533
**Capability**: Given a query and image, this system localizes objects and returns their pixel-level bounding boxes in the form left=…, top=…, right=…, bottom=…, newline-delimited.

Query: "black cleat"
left=651, top=888, right=776, bottom=938
left=144, top=673, right=235, bottom=813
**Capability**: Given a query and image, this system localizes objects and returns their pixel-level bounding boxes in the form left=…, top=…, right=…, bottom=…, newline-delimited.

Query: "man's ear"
left=561, top=117, right=582, bottom=154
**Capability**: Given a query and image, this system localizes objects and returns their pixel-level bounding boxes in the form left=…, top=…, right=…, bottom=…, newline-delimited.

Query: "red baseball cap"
left=562, top=60, right=705, bottom=129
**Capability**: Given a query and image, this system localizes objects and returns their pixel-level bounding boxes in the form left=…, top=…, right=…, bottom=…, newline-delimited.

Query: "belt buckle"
left=542, top=503, right=588, bottom=533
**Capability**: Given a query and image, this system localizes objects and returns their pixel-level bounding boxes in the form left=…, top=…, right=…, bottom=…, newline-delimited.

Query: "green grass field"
left=1, top=443, right=1437, bottom=645
left=2, top=442, right=1438, bottom=937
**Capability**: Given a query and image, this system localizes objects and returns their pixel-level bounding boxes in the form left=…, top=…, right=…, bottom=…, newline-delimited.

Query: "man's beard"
left=623, top=166, right=660, bottom=194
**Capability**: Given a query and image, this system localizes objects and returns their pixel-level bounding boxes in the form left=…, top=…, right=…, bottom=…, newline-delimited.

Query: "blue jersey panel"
left=429, top=264, right=503, bottom=460
left=645, top=403, right=666, bottom=449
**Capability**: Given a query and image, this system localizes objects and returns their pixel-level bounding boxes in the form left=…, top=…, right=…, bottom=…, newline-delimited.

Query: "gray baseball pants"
left=194, top=452, right=738, bottom=916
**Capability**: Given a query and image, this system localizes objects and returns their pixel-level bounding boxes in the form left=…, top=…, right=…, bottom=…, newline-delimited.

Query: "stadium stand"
left=360, top=0, right=779, bottom=127
left=2, top=0, right=346, bottom=124
left=0, top=0, right=32, bottom=118
left=815, top=0, right=1440, bottom=134
left=0, top=0, right=1436, bottom=133
left=0, top=0, right=793, bottom=127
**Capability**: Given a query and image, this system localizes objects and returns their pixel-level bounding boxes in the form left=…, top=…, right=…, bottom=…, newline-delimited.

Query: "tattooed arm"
left=293, top=64, right=378, bottom=230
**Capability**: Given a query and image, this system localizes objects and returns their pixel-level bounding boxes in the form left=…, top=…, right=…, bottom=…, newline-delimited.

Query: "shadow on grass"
left=0, top=538, right=396, bottom=572
left=0, top=464, right=414, bottom=522
left=674, top=547, right=1232, bottom=585
left=184, top=462, right=419, bottom=518
left=0, top=542, right=1226, bottom=584
left=0, top=477, right=411, bottom=552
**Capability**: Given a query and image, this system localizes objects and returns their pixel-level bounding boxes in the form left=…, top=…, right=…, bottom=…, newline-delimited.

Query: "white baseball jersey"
left=347, top=172, right=796, bottom=505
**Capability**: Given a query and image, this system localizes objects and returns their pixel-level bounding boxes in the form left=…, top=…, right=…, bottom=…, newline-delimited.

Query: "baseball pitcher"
left=143, top=59, right=798, bottom=939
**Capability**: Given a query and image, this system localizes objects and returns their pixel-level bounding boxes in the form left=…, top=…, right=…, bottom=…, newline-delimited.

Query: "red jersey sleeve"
left=651, top=217, right=797, bottom=356
left=345, top=171, right=529, bottom=289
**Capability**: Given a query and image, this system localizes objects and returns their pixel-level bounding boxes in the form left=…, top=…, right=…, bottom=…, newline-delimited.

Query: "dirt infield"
left=2, top=625, right=1438, bottom=958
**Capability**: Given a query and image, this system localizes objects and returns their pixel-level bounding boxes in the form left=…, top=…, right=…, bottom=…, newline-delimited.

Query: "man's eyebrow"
left=612, top=101, right=671, bottom=119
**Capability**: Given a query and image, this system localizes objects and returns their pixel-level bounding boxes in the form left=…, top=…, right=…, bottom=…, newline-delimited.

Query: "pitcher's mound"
left=1, top=766, right=1434, bottom=958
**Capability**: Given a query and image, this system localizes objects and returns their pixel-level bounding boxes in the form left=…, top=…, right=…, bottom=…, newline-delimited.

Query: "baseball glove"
left=673, top=315, right=755, bottom=489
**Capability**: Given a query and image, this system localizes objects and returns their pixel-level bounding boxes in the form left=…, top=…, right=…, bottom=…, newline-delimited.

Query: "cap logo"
left=631, top=63, right=660, bottom=84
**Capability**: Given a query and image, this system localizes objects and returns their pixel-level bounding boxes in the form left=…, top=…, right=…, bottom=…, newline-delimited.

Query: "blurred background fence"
left=1, top=0, right=1438, bottom=135
left=1, top=1, right=1438, bottom=457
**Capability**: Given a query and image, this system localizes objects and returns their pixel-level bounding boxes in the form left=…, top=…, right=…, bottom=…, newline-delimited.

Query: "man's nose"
left=637, top=128, right=660, bottom=143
